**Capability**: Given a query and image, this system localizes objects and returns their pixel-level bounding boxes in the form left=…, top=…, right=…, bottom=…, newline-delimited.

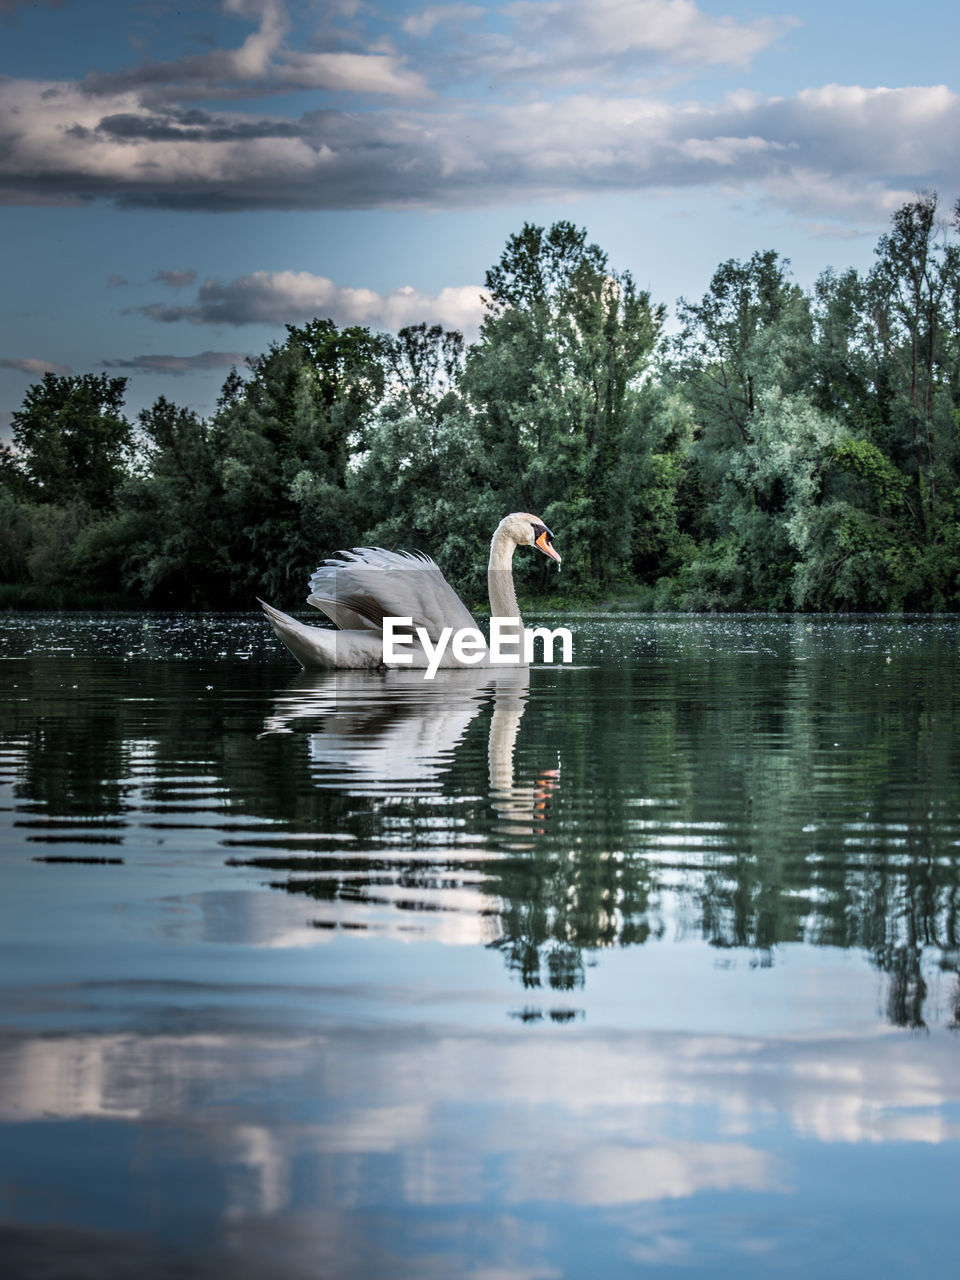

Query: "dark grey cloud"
left=133, top=303, right=196, bottom=324
left=95, top=109, right=303, bottom=144
left=153, top=269, right=198, bottom=289
left=102, top=350, right=252, bottom=375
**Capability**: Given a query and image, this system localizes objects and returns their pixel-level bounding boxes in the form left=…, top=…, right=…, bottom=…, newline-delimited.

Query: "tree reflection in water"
left=242, top=645, right=960, bottom=1027
left=3, top=615, right=960, bottom=1028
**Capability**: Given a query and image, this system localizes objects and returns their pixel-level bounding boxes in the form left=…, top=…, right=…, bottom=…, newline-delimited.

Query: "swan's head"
left=499, top=512, right=562, bottom=565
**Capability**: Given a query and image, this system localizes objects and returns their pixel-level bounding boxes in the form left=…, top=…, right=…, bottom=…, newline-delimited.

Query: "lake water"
left=1, top=612, right=959, bottom=1278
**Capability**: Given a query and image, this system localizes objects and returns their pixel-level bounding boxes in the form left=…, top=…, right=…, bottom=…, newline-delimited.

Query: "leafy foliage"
left=465, top=220, right=663, bottom=591
left=7, top=373, right=132, bottom=509
left=3, top=201, right=960, bottom=612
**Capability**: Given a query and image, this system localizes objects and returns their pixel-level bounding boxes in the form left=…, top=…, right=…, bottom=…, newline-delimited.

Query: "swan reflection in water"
left=261, top=665, right=559, bottom=844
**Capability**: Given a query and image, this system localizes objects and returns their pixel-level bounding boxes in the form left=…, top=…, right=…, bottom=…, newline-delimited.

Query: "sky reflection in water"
left=0, top=613, right=958, bottom=1278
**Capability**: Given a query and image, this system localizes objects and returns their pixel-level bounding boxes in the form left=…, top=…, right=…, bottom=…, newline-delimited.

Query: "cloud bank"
left=2, top=77, right=954, bottom=221
left=0, top=0, right=954, bottom=223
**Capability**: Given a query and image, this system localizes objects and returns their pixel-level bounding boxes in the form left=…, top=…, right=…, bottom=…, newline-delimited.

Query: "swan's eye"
left=532, top=523, right=552, bottom=544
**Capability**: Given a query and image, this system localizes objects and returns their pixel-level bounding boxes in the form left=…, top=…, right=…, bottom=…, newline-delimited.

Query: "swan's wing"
left=308, top=548, right=477, bottom=640
left=306, top=594, right=379, bottom=632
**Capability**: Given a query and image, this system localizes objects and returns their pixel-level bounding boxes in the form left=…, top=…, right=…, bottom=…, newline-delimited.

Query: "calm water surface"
left=1, top=612, right=959, bottom=1278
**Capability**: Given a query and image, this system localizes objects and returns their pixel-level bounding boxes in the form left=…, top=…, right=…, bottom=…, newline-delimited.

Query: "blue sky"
left=1, top=0, right=959, bottom=434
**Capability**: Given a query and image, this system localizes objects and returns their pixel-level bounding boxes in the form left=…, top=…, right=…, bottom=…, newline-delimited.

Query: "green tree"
left=670, top=250, right=811, bottom=462
left=120, top=396, right=234, bottom=606
left=666, top=252, right=820, bottom=607
left=381, top=323, right=464, bottom=421
left=208, top=321, right=386, bottom=603
left=866, top=192, right=960, bottom=530
left=351, top=324, right=494, bottom=603
left=483, top=221, right=609, bottom=312
left=114, top=321, right=388, bottom=607
left=7, top=373, right=132, bottom=510
left=628, top=387, right=698, bottom=594
left=0, top=373, right=139, bottom=603
left=805, top=194, right=960, bottom=606
left=464, top=221, right=663, bottom=590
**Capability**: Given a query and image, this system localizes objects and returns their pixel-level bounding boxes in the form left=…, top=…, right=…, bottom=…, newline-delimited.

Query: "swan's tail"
left=258, top=600, right=339, bottom=669
left=258, top=600, right=386, bottom=669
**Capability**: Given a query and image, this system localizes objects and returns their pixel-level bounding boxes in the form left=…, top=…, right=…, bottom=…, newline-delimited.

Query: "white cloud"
left=401, top=4, right=486, bottom=38
left=273, top=51, right=430, bottom=96
left=499, top=0, right=796, bottom=77
left=0, top=356, right=72, bottom=376
left=136, top=270, right=487, bottom=334
left=399, top=0, right=794, bottom=86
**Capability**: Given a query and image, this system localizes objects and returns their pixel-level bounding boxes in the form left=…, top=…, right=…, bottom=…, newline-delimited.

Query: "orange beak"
left=535, top=530, right=562, bottom=564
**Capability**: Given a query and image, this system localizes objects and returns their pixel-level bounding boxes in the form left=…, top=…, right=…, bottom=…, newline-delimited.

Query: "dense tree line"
left=3, top=195, right=960, bottom=611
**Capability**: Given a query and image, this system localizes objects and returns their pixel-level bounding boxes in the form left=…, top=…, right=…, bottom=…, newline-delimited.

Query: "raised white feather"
left=307, top=547, right=476, bottom=639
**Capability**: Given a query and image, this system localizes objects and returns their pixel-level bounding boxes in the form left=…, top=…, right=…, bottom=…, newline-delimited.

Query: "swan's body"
left=260, top=512, right=561, bottom=670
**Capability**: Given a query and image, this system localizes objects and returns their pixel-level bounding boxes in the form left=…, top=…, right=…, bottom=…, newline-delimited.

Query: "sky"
left=1, top=0, right=959, bottom=436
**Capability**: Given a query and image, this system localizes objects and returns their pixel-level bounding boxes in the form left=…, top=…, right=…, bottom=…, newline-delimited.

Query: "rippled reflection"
left=2, top=615, right=960, bottom=1018
left=228, top=629, right=960, bottom=1021
left=1, top=614, right=959, bottom=1277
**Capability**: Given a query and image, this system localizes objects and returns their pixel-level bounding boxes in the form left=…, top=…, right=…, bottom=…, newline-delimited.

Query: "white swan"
left=259, top=511, right=561, bottom=669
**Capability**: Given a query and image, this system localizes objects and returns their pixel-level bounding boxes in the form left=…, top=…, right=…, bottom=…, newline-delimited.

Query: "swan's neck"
left=487, top=525, right=521, bottom=622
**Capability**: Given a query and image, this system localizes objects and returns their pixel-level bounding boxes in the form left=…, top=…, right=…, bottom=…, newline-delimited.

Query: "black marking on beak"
left=533, top=523, right=561, bottom=564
